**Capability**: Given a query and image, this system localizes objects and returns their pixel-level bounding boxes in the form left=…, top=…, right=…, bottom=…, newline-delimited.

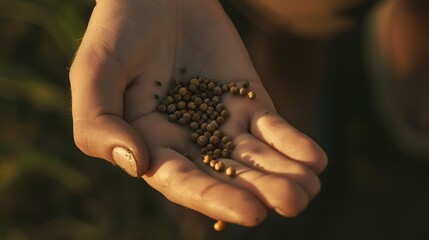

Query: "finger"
left=69, top=16, right=148, bottom=177
left=142, top=148, right=267, bottom=227
left=200, top=158, right=309, bottom=218
left=232, top=133, right=321, bottom=199
left=250, top=110, right=328, bottom=174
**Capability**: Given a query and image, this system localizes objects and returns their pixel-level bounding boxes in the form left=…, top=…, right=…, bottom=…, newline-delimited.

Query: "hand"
left=69, top=0, right=327, bottom=226
left=231, top=0, right=367, bottom=38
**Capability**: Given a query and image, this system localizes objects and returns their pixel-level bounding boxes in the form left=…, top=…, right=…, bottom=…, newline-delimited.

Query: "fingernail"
left=112, top=147, right=138, bottom=177
left=274, top=207, right=288, bottom=217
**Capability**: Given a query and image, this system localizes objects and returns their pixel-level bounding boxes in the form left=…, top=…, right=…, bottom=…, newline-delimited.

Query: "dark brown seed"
left=213, top=130, right=223, bottom=138
left=166, top=96, right=174, bottom=104
left=214, top=161, right=225, bottom=171
left=199, top=103, right=208, bottom=112
left=208, top=81, right=216, bottom=90
left=221, top=110, right=229, bottom=118
left=228, top=82, right=236, bottom=88
left=192, top=113, right=201, bottom=121
left=177, top=101, right=186, bottom=109
left=169, top=114, right=177, bottom=122
left=221, top=149, right=231, bottom=158
left=197, top=135, right=208, bottom=146
left=194, top=97, right=202, bottom=105
left=211, top=96, right=220, bottom=104
left=190, top=78, right=199, bottom=86
left=213, top=148, right=222, bottom=157
left=222, top=83, right=229, bottom=92
left=206, top=143, right=214, bottom=151
left=229, top=86, right=237, bottom=95
left=242, top=80, right=250, bottom=88
left=216, top=116, right=225, bottom=124
left=158, top=104, right=167, bottom=112
left=167, top=104, right=176, bottom=113
left=215, top=103, right=224, bottom=113
left=225, top=167, right=236, bottom=177
left=190, top=122, right=199, bottom=130
left=174, top=94, right=182, bottom=102
left=188, top=102, right=196, bottom=110
left=225, top=141, right=234, bottom=150
left=183, top=94, right=191, bottom=102
left=195, top=129, right=204, bottom=135
left=183, top=112, right=191, bottom=121
left=206, top=107, right=215, bottom=116
left=190, top=132, right=199, bottom=142
left=200, top=147, right=208, bottom=154
left=213, top=86, right=223, bottom=96
left=199, top=83, right=207, bottom=91
left=178, top=117, right=187, bottom=125
left=222, top=135, right=231, bottom=144
left=200, top=92, right=208, bottom=99
left=188, top=85, right=197, bottom=93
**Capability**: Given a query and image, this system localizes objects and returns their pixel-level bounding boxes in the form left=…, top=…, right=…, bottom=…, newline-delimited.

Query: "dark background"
left=1, top=0, right=428, bottom=239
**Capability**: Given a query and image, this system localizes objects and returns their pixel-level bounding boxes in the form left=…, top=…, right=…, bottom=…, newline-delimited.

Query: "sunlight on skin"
left=70, top=0, right=327, bottom=227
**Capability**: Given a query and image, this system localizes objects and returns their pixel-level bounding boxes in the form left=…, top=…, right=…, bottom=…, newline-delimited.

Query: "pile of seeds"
left=156, top=76, right=255, bottom=231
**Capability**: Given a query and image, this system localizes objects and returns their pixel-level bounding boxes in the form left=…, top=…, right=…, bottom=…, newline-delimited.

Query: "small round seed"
left=206, top=123, right=216, bottom=132
left=206, top=143, right=214, bottom=151
left=190, top=78, right=199, bottom=86
left=209, top=159, right=218, bottom=168
left=197, top=135, right=208, bottom=146
left=203, top=131, right=212, bottom=139
left=192, top=113, right=201, bottom=121
left=177, top=101, right=186, bottom=109
left=216, top=116, right=225, bottom=124
left=183, top=94, right=191, bottom=102
left=183, top=112, right=191, bottom=121
left=199, top=83, right=207, bottom=91
left=239, top=87, right=247, bottom=96
left=166, top=96, right=174, bottom=104
left=188, top=102, right=197, bottom=110
left=194, top=97, right=203, bottom=105
left=214, top=221, right=225, bottom=231
left=157, top=104, right=167, bottom=113
left=202, top=155, right=211, bottom=164
left=248, top=91, right=256, bottom=99
left=178, top=117, right=187, bottom=125
left=200, top=147, right=208, bottom=154
left=215, top=103, right=224, bottom=113
left=230, top=86, right=238, bottom=95
left=225, top=167, right=236, bottom=177
left=209, top=135, right=220, bottom=145
left=225, top=141, right=234, bottom=150
left=190, top=121, right=199, bottom=130
left=221, top=149, right=231, bottom=158
left=214, top=161, right=225, bottom=171
left=190, top=132, right=199, bottom=142
left=220, top=110, right=229, bottom=118
left=167, top=104, right=176, bottom=113
left=178, top=87, right=188, bottom=96
left=228, top=82, right=236, bottom=88
left=213, top=86, right=222, bottom=95
left=222, top=83, right=229, bottom=92
left=169, top=114, right=177, bottom=122
left=242, top=80, right=250, bottom=88
left=213, top=148, right=222, bottom=157
left=199, top=103, right=208, bottom=112
left=222, top=135, right=231, bottom=144
left=213, top=130, right=223, bottom=138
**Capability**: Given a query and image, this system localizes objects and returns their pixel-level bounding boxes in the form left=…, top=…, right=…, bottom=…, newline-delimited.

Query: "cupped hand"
left=70, top=0, right=327, bottom=226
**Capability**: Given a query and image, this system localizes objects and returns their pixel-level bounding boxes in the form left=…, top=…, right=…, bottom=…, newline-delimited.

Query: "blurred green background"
left=1, top=0, right=429, bottom=240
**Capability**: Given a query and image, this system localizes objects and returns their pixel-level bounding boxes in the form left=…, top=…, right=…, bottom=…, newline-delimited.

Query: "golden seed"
left=208, top=81, right=216, bottom=90
left=214, top=161, right=225, bottom=171
left=190, top=78, right=199, bottom=86
left=188, top=102, right=196, bottom=110
left=206, top=123, right=216, bottom=132
left=203, top=131, right=212, bottom=139
left=209, top=159, right=218, bottom=168
left=225, top=167, right=236, bottom=177
left=230, top=86, right=237, bottom=95
left=222, top=136, right=231, bottom=144
left=228, top=82, right=236, bottom=88
left=213, top=130, right=223, bottom=138
left=214, top=220, right=225, bottom=231
left=202, top=155, right=211, bottom=164
left=183, top=112, right=191, bottom=121
left=248, top=91, right=256, bottom=99
left=239, top=87, right=247, bottom=96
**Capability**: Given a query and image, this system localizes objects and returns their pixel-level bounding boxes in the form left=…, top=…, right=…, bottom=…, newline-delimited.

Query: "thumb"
left=69, top=33, right=149, bottom=177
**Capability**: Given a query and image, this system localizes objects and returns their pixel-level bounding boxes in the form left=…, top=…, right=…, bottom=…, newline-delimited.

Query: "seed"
left=206, top=123, right=216, bottom=132
left=178, top=117, right=187, bottom=125
left=220, top=110, right=229, bottom=118
left=216, top=116, right=225, bottom=124
left=202, top=155, right=211, bottom=164
left=230, top=86, right=238, bottom=95
left=166, top=96, right=174, bottom=104
left=213, top=130, right=223, bottom=138
left=167, top=104, right=176, bottom=113
left=203, top=131, right=212, bottom=140
left=225, top=167, right=236, bottom=177
left=157, top=104, right=167, bottom=113
left=168, top=114, right=177, bottom=122
left=188, top=102, right=197, bottom=110
left=178, top=87, right=188, bottom=96
left=183, top=94, right=191, bottom=102
left=190, top=78, right=199, bottom=86
left=173, top=94, right=182, bottom=102
left=195, top=129, right=204, bottom=135
left=200, top=147, right=208, bottom=154
left=183, top=112, right=191, bottom=121
left=200, top=92, right=207, bottom=99
left=213, top=86, right=222, bottom=95
left=228, top=82, right=236, bottom=88
left=248, top=91, right=256, bottom=99
left=177, top=101, right=186, bottom=109
left=243, top=80, right=250, bottom=88
left=199, top=103, right=208, bottom=112
left=225, top=141, right=234, bottom=150
left=197, top=135, right=208, bottom=146
left=211, top=96, right=220, bottom=104
left=190, top=132, right=199, bottom=142
left=221, top=149, right=231, bottom=158
left=191, top=113, right=201, bottom=121
left=239, top=87, right=247, bottom=96
left=222, top=135, right=231, bottom=144
left=215, top=103, right=224, bottom=113
left=194, top=97, right=202, bottom=105
left=206, top=143, right=214, bottom=151
left=199, top=83, right=207, bottom=91
left=188, top=85, right=197, bottom=93
left=209, top=135, right=220, bottom=145
left=221, top=83, right=229, bottom=92
left=214, top=220, right=225, bottom=231
left=190, top=121, right=199, bottom=130
left=213, top=148, right=222, bottom=157
left=209, top=159, right=218, bottom=168
left=214, top=161, right=225, bottom=171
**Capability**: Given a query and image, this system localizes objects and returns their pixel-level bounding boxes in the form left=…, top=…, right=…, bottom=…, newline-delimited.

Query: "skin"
left=69, top=0, right=327, bottom=227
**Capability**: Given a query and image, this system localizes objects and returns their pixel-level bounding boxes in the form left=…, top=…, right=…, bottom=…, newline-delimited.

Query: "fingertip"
left=112, top=146, right=149, bottom=177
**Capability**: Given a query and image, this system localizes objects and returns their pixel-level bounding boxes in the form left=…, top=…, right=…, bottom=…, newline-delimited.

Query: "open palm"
left=70, top=0, right=327, bottom=226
